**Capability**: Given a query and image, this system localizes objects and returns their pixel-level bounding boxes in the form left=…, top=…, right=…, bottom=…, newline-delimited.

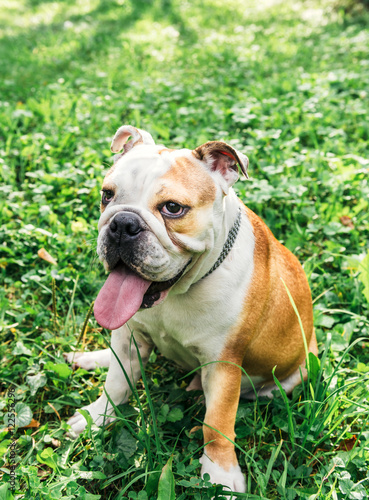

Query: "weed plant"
left=0, top=0, right=369, bottom=498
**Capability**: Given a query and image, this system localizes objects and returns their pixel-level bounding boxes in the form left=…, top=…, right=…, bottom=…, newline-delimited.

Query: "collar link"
left=200, top=208, right=242, bottom=281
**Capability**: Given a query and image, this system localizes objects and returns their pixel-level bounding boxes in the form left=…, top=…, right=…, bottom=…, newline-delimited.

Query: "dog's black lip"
left=145, top=260, right=191, bottom=294
left=110, top=259, right=192, bottom=296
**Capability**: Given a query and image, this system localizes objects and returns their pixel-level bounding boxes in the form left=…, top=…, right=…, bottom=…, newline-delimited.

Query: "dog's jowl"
left=65, top=124, right=317, bottom=493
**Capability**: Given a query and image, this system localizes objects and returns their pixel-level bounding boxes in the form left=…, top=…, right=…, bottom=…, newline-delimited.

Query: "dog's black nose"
left=108, top=212, right=144, bottom=241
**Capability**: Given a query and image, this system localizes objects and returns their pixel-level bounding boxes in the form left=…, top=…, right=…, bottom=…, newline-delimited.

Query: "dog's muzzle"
left=102, top=211, right=169, bottom=276
left=94, top=210, right=192, bottom=330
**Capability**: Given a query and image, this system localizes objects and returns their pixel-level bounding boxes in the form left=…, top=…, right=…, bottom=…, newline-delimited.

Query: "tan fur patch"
left=203, top=362, right=241, bottom=469
left=149, top=156, right=217, bottom=240
left=101, top=181, right=116, bottom=192
left=202, top=207, right=316, bottom=470
left=158, top=148, right=175, bottom=155
left=221, top=207, right=315, bottom=385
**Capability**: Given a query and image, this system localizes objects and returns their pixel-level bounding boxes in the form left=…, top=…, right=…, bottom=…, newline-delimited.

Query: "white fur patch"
left=64, top=349, right=111, bottom=370
left=67, top=326, right=152, bottom=437
left=200, top=453, right=246, bottom=494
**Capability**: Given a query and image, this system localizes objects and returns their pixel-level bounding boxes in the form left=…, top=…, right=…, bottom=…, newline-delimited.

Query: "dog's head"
left=94, top=125, right=248, bottom=330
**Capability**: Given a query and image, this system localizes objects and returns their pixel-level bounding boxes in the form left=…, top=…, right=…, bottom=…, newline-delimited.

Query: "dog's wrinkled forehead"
left=102, top=145, right=216, bottom=209
left=107, top=145, right=171, bottom=199
left=101, top=124, right=249, bottom=218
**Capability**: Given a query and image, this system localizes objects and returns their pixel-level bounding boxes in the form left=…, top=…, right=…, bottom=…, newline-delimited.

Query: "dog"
left=65, top=125, right=317, bottom=493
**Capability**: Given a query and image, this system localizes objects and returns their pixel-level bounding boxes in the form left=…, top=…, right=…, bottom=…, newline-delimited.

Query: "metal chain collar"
left=200, top=208, right=242, bottom=281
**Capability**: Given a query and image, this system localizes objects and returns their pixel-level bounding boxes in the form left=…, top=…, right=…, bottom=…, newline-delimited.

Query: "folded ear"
left=193, top=141, right=249, bottom=189
left=111, top=125, right=155, bottom=158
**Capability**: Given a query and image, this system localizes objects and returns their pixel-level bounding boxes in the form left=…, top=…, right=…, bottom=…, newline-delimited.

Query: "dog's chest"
left=131, top=278, right=246, bottom=370
left=131, top=210, right=256, bottom=370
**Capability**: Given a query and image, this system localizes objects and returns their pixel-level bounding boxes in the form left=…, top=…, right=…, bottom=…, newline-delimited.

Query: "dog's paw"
left=67, top=411, right=89, bottom=438
left=67, top=401, right=116, bottom=438
left=63, top=349, right=110, bottom=370
left=200, top=454, right=246, bottom=494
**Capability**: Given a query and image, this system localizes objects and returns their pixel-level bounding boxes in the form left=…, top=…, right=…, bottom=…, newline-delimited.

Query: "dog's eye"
left=102, top=190, right=114, bottom=205
left=161, top=202, right=186, bottom=217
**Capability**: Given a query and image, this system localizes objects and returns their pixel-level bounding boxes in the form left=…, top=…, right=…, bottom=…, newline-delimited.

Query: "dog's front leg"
left=200, top=360, right=246, bottom=494
left=67, top=325, right=151, bottom=437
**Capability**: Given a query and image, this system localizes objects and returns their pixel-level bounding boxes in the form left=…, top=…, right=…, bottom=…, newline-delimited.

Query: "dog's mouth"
left=94, top=260, right=190, bottom=330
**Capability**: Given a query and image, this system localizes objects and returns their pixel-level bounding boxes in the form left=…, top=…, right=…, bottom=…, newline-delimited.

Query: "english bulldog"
left=66, top=125, right=317, bottom=494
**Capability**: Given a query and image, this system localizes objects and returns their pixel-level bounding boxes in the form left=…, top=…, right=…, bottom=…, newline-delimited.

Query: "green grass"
left=1, top=0, right=369, bottom=498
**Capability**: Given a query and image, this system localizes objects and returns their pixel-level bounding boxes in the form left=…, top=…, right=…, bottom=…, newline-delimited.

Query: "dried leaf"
left=337, top=435, right=357, bottom=451
left=23, top=418, right=40, bottom=429
left=38, top=248, right=57, bottom=265
left=339, top=216, right=354, bottom=229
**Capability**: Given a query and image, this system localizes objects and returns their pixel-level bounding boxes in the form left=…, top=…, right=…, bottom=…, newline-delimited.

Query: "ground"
left=0, top=0, right=369, bottom=498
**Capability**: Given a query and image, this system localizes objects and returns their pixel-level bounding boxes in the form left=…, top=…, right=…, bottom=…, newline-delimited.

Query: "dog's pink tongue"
left=94, top=266, right=151, bottom=330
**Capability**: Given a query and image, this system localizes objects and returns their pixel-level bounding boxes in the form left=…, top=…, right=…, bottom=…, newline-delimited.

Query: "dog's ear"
left=193, top=141, right=249, bottom=188
left=111, top=125, right=155, bottom=157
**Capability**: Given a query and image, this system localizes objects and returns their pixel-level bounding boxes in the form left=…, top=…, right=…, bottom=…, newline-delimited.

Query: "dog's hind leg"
left=241, top=328, right=319, bottom=399
left=64, top=349, right=111, bottom=370
left=67, top=325, right=152, bottom=437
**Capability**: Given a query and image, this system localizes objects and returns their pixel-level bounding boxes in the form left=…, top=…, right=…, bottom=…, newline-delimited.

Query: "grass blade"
left=158, top=456, right=176, bottom=500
